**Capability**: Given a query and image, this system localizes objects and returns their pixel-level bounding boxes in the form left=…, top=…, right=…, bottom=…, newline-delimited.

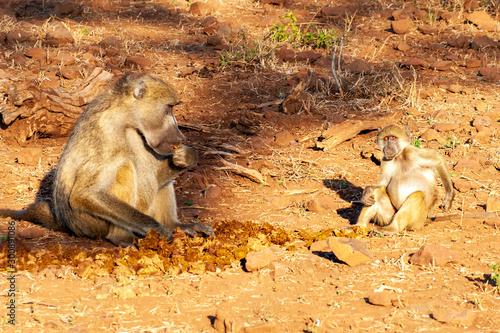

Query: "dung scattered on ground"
left=0, top=221, right=370, bottom=278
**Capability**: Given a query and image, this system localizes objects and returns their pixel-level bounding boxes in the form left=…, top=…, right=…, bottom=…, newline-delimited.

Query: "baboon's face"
left=131, top=76, right=185, bottom=156
left=377, top=125, right=410, bottom=160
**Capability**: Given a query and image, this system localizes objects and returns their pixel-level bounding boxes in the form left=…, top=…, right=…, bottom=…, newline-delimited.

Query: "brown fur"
left=0, top=72, right=215, bottom=246
left=355, top=125, right=455, bottom=233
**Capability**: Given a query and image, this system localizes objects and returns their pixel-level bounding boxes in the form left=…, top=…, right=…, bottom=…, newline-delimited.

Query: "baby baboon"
left=0, top=72, right=215, bottom=246
left=355, top=125, right=455, bottom=233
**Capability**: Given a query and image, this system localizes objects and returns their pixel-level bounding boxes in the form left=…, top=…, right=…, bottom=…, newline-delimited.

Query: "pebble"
left=245, top=248, right=278, bottom=272
left=409, top=244, right=462, bottom=266
left=391, top=19, right=411, bottom=34
left=328, top=237, right=372, bottom=267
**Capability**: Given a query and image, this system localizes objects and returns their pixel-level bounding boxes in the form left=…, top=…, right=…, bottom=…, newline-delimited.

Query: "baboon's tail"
left=0, top=201, right=65, bottom=232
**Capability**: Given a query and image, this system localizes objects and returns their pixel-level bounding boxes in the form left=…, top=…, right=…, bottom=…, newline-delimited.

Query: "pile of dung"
left=0, top=221, right=370, bottom=278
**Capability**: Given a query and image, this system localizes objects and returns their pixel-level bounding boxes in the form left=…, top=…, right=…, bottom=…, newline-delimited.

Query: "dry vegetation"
left=0, top=0, right=499, bottom=331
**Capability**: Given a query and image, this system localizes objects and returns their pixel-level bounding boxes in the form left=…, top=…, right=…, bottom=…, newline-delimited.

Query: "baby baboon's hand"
left=178, top=223, right=216, bottom=238
left=361, top=185, right=380, bottom=206
left=172, top=145, right=198, bottom=169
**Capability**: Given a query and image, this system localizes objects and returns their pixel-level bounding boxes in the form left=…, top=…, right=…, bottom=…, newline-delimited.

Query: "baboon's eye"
left=384, top=136, right=389, bottom=141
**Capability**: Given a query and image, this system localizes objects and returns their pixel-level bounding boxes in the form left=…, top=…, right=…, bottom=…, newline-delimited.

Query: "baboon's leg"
left=380, top=191, right=427, bottom=233
left=356, top=187, right=395, bottom=228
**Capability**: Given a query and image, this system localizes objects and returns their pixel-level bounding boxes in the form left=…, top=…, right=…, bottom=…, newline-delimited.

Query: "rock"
left=25, top=47, right=45, bottom=59
left=464, top=0, right=480, bottom=11
left=473, top=116, right=492, bottom=127
left=276, top=47, right=296, bottom=62
left=294, top=50, right=321, bottom=63
left=391, top=19, right=412, bottom=34
left=99, top=36, right=120, bottom=48
left=409, top=244, right=462, bottom=266
left=45, top=27, right=74, bottom=46
left=453, top=179, right=480, bottom=192
left=274, top=131, right=295, bottom=145
left=367, top=292, right=394, bottom=307
left=52, top=52, right=76, bottom=65
left=6, top=30, right=31, bottom=44
left=466, top=58, right=485, bottom=68
left=189, top=1, right=218, bottom=16
left=418, top=25, right=437, bottom=35
left=432, top=122, right=459, bottom=132
left=478, top=67, right=500, bottom=82
left=486, top=196, right=500, bottom=212
left=310, top=240, right=329, bottom=252
left=60, top=67, right=80, bottom=80
left=306, top=196, right=338, bottom=213
left=328, top=237, right=372, bottom=267
left=400, top=58, right=428, bottom=69
left=346, top=59, right=371, bottom=74
left=245, top=248, right=278, bottom=272
left=448, top=36, right=471, bottom=48
left=447, top=84, right=462, bottom=93
left=124, top=56, right=152, bottom=68
left=466, top=11, right=497, bottom=31
left=16, top=147, right=43, bottom=165
left=205, top=186, right=222, bottom=199
left=396, top=41, right=410, bottom=51
left=474, top=100, right=490, bottom=112
left=207, top=35, right=223, bottom=46
left=201, top=16, right=219, bottom=35
left=54, top=2, right=77, bottom=15
left=440, top=11, right=461, bottom=24
left=19, top=227, right=44, bottom=239
left=430, top=60, right=454, bottom=71
left=432, top=307, right=474, bottom=325
left=472, top=131, right=492, bottom=144
left=269, top=261, right=287, bottom=280
left=471, top=35, right=499, bottom=49
left=420, top=129, right=444, bottom=142
left=454, top=158, right=480, bottom=171
left=392, top=9, right=413, bottom=21
left=321, top=5, right=355, bottom=19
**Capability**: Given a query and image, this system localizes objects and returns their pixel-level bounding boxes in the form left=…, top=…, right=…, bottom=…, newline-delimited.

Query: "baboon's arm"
left=70, top=192, right=174, bottom=240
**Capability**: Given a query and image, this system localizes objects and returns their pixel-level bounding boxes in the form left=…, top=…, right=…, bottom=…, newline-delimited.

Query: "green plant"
left=412, top=139, right=421, bottom=148
left=491, top=263, right=500, bottom=292
left=443, top=136, right=460, bottom=149
left=268, top=11, right=340, bottom=49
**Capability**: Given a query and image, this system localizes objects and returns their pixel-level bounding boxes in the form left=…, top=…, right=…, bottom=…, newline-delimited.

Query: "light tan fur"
left=355, top=125, right=455, bottom=233
left=0, top=72, right=215, bottom=246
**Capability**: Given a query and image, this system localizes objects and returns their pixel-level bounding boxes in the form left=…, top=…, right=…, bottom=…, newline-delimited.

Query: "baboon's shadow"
left=323, top=178, right=363, bottom=224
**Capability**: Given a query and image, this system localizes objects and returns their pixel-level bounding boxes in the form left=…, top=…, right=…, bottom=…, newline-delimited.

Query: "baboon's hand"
left=443, top=191, right=455, bottom=212
left=172, top=145, right=198, bottom=169
left=361, top=185, right=379, bottom=206
left=178, top=223, right=216, bottom=238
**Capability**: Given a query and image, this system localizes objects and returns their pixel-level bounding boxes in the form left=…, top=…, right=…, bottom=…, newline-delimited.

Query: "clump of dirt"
left=1, top=221, right=370, bottom=278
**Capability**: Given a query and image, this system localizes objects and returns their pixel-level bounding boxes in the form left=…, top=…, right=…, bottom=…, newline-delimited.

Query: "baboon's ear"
left=133, top=81, right=147, bottom=99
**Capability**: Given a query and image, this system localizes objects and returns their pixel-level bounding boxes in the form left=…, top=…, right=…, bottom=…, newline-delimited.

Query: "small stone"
left=19, top=227, right=44, bottom=239
left=448, top=36, right=471, bottom=48
left=207, top=35, right=223, bottom=46
left=392, top=9, right=412, bottom=21
left=391, top=19, right=412, bottom=34
left=474, top=100, right=489, bottom=112
left=473, top=116, right=492, bottom=127
left=16, top=147, right=43, bottom=165
left=52, top=52, right=76, bottom=65
left=346, top=59, right=371, bottom=74
left=213, top=307, right=243, bottom=333
left=418, top=25, right=437, bottom=35
left=54, top=2, right=76, bottom=15
left=294, top=50, right=321, bottom=63
left=440, top=11, right=461, bottom=24
left=217, top=25, right=232, bottom=38
left=432, top=122, right=459, bottom=132
left=396, top=41, right=410, bottom=51
left=45, top=27, right=74, bottom=46
left=245, top=248, right=278, bottom=272
left=99, top=36, right=120, bottom=48
left=306, top=196, right=338, bottom=213
left=454, top=158, right=480, bottom=171
left=466, top=58, right=485, bottom=68
left=276, top=47, right=296, bottom=62
left=400, top=58, right=428, bottom=69
left=124, top=56, right=152, bottom=68
left=368, top=292, right=394, bottom=307
left=328, top=237, right=372, bottom=267
left=60, top=67, right=80, bottom=80
left=189, top=1, right=218, bottom=16
left=447, top=84, right=462, bottom=93
left=25, top=47, right=45, bottom=59
left=420, top=129, right=444, bottom=142
left=205, top=186, right=222, bottom=199
left=432, top=308, right=474, bottom=325
left=453, top=179, right=480, bottom=192
left=430, top=60, right=454, bottom=71
left=269, top=261, right=287, bottom=280
left=6, top=30, right=31, bottom=44
left=409, top=244, right=462, bottom=266
left=486, top=196, right=500, bottom=212
left=310, top=240, right=329, bottom=252
left=466, top=11, right=496, bottom=31
left=471, top=35, right=499, bottom=49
